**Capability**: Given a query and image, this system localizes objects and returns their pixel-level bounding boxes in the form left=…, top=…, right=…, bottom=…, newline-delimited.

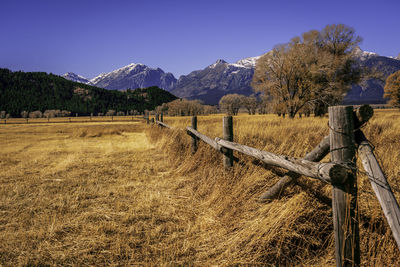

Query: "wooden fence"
left=144, top=105, right=400, bottom=267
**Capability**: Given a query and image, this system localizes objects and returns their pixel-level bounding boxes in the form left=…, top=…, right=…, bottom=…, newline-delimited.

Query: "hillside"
left=170, top=50, right=399, bottom=105
left=63, top=63, right=177, bottom=91
left=0, top=68, right=177, bottom=117
left=170, top=58, right=256, bottom=105
left=61, top=49, right=400, bottom=105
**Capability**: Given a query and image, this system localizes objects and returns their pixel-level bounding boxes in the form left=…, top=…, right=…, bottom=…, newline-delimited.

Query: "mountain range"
left=63, top=49, right=400, bottom=105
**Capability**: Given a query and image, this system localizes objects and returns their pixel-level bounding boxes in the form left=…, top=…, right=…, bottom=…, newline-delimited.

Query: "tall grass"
left=151, top=109, right=400, bottom=265
left=0, top=110, right=399, bottom=266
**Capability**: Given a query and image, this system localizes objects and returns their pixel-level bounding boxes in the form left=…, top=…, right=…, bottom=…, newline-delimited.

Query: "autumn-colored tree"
left=155, top=99, right=215, bottom=116
left=240, top=95, right=258, bottom=115
left=20, top=111, right=28, bottom=118
left=253, top=24, right=362, bottom=118
left=384, top=70, right=400, bottom=108
left=219, top=94, right=242, bottom=115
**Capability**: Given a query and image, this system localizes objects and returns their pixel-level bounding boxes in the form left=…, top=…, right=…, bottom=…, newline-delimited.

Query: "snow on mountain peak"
left=354, top=47, right=379, bottom=61
left=233, top=56, right=260, bottom=68
left=62, top=72, right=92, bottom=85
left=208, top=57, right=260, bottom=69
left=90, top=63, right=146, bottom=84
left=209, top=59, right=228, bottom=69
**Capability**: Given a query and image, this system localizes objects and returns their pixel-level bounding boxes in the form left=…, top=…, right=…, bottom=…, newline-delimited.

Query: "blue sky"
left=1, top=0, right=399, bottom=79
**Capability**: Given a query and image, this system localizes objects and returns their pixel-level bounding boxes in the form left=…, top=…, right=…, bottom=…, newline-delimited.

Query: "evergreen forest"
left=0, top=68, right=177, bottom=117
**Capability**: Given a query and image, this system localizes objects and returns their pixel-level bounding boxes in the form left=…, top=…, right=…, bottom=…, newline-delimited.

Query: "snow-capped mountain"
left=89, top=63, right=176, bottom=91
left=171, top=50, right=400, bottom=105
left=170, top=57, right=258, bottom=104
left=232, top=56, right=260, bottom=68
left=62, top=49, right=399, bottom=105
left=62, top=72, right=93, bottom=85
left=343, top=50, right=400, bottom=104
left=353, top=47, right=379, bottom=61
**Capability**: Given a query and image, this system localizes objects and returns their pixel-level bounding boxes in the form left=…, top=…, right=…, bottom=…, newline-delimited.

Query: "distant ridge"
left=1, top=68, right=177, bottom=117
left=63, top=63, right=177, bottom=91
left=63, top=49, right=400, bottom=105
left=170, top=57, right=258, bottom=105
left=62, top=72, right=93, bottom=85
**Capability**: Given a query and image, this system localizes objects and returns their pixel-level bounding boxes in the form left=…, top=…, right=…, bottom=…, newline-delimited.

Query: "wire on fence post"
left=223, top=116, right=233, bottom=169
left=329, top=105, right=360, bottom=267
left=191, top=116, right=198, bottom=154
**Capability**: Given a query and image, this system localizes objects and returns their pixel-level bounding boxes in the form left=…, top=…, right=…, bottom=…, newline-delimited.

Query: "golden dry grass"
left=0, top=110, right=399, bottom=266
left=1, top=116, right=139, bottom=125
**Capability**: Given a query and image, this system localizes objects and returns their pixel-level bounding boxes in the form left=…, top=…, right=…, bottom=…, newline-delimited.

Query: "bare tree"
left=253, top=24, right=362, bottom=118
left=219, top=94, right=242, bottom=115
left=241, top=95, right=258, bottom=115
left=106, top=110, right=116, bottom=116
left=21, top=111, right=29, bottom=118
left=29, top=111, right=43, bottom=118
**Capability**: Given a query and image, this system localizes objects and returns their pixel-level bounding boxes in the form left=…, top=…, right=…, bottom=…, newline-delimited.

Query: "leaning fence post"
left=329, top=106, right=360, bottom=267
left=191, top=116, right=198, bottom=154
left=223, top=116, right=233, bottom=169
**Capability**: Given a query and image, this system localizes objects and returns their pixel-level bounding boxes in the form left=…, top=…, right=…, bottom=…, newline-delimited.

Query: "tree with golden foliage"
left=219, top=94, right=242, bottom=115
left=384, top=70, right=400, bottom=108
left=240, top=95, right=258, bottom=115
left=253, top=24, right=362, bottom=118
left=155, top=99, right=216, bottom=116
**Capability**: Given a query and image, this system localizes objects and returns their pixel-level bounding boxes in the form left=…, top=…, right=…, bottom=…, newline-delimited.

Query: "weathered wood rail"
left=146, top=108, right=400, bottom=266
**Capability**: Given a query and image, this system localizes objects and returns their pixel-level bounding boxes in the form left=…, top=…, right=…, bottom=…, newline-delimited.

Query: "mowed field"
left=0, top=110, right=399, bottom=266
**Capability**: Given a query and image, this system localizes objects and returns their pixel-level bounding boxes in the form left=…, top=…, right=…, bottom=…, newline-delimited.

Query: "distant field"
left=1, top=115, right=141, bottom=125
left=0, top=110, right=399, bottom=265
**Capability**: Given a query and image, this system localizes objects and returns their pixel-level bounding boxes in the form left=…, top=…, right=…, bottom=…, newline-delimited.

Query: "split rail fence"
left=143, top=105, right=400, bottom=267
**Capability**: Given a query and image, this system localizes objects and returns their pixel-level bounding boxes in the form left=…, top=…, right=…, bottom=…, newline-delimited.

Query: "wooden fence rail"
left=145, top=106, right=400, bottom=266
left=355, top=130, right=400, bottom=249
left=214, top=137, right=348, bottom=184
left=258, top=105, right=374, bottom=202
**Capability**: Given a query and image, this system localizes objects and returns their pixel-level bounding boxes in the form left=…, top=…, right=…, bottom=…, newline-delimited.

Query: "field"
left=0, top=110, right=399, bottom=266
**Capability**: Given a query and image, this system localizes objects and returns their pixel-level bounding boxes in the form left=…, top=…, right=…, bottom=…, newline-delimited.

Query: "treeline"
left=0, top=68, right=177, bottom=117
left=153, top=94, right=268, bottom=117
left=155, top=99, right=217, bottom=116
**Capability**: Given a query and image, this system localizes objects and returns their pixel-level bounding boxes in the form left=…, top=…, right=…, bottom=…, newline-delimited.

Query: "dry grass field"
left=0, top=110, right=399, bottom=266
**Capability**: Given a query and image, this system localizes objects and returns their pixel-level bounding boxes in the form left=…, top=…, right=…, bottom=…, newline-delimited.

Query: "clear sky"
left=1, top=0, right=399, bottom=79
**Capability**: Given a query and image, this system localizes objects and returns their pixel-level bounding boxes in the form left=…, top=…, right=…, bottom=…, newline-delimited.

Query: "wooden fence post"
left=223, top=116, right=233, bottom=169
left=191, top=116, right=198, bottom=154
left=156, top=113, right=159, bottom=122
left=160, top=113, right=164, bottom=122
left=151, top=118, right=154, bottom=124
left=329, top=106, right=360, bottom=267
